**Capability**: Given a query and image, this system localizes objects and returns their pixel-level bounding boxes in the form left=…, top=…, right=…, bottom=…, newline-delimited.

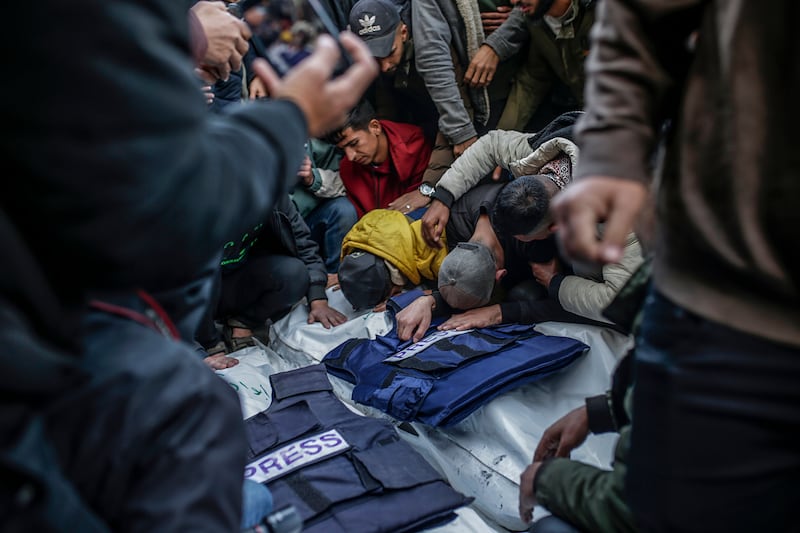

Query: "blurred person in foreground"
left=544, top=1, right=800, bottom=531
left=0, top=1, right=377, bottom=530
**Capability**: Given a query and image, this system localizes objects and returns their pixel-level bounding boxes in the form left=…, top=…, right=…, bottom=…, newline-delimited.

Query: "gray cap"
left=349, top=0, right=401, bottom=58
left=438, top=242, right=496, bottom=310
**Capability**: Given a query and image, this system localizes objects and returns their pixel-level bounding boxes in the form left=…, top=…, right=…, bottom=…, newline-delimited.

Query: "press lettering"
left=244, top=429, right=351, bottom=484
left=281, top=445, right=303, bottom=465
left=384, top=328, right=474, bottom=363
left=319, top=432, right=344, bottom=448
left=299, top=438, right=323, bottom=455
left=258, top=456, right=281, bottom=475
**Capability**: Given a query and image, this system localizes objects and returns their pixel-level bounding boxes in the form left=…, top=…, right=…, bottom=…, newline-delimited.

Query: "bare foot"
left=204, top=353, right=240, bottom=370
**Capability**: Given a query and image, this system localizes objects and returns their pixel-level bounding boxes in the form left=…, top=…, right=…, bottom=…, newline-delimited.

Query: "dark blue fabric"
left=628, top=289, right=800, bottom=533
left=209, top=68, right=244, bottom=113
left=0, top=414, right=111, bottom=533
left=324, top=290, right=589, bottom=427
left=244, top=364, right=472, bottom=533
left=406, top=206, right=427, bottom=220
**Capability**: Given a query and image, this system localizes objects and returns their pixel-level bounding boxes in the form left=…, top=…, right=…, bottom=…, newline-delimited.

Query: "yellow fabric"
left=340, top=209, right=448, bottom=285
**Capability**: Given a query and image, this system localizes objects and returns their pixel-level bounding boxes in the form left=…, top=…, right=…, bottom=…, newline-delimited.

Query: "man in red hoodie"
left=324, top=99, right=433, bottom=218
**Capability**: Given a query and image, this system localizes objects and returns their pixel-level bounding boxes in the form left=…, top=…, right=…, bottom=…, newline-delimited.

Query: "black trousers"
left=197, top=253, right=309, bottom=347
left=628, top=290, right=800, bottom=532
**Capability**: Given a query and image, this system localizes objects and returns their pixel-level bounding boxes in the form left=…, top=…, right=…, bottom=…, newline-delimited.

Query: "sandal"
left=204, top=340, right=229, bottom=357
left=223, top=322, right=257, bottom=353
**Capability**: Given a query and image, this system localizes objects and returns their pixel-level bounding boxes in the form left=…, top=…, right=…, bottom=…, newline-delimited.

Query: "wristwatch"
left=419, top=182, right=436, bottom=198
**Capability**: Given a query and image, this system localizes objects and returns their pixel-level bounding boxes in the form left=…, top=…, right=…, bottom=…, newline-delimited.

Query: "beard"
left=530, top=0, right=556, bottom=20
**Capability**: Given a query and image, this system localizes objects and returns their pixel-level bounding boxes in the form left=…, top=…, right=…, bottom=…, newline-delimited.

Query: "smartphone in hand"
left=305, top=0, right=354, bottom=76
left=232, top=0, right=353, bottom=77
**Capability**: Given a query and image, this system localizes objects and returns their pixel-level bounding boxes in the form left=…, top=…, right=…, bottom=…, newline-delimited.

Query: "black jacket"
left=257, top=195, right=329, bottom=303
left=2, top=0, right=308, bottom=309
left=1, top=0, right=310, bottom=527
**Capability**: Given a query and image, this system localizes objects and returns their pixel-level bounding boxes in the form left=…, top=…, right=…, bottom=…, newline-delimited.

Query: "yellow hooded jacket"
left=340, top=209, right=448, bottom=285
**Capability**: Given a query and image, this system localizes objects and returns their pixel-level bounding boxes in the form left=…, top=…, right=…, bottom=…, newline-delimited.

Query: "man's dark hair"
left=491, top=175, right=551, bottom=236
left=322, top=99, right=376, bottom=144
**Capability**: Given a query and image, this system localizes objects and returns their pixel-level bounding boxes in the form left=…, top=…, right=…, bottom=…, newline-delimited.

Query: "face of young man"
left=377, top=24, right=408, bottom=74
left=336, top=120, right=383, bottom=165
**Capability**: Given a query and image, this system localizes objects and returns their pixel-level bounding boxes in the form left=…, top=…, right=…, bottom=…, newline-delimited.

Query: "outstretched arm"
left=421, top=129, right=531, bottom=247
left=412, top=0, right=478, bottom=145
left=533, top=405, right=590, bottom=462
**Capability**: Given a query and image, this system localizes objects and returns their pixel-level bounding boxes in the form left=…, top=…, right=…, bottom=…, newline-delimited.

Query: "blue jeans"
left=305, top=196, right=357, bottom=273
left=241, top=480, right=273, bottom=529
left=628, top=289, right=800, bottom=532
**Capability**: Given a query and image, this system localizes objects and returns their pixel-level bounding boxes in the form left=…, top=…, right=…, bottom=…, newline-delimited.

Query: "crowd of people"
left=2, top=0, right=797, bottom=531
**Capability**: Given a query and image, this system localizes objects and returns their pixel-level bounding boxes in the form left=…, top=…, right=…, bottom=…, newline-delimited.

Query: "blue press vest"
left=243, top=364, right=472, bottom=533
left=323, top=290, right=589, bottom=427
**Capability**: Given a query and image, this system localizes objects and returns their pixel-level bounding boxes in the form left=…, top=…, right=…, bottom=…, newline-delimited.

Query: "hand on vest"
left=439, top=304, right=502, bottom=331
left=395, top=295, right=436, bottom=342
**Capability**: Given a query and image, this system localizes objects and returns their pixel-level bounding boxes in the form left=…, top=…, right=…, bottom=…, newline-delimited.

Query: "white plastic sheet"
left=217, top=288, right=633, bottom=532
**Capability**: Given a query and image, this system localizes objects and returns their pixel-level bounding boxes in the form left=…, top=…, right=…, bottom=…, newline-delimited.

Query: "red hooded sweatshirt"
left=340, top=120, right=432, bottom=218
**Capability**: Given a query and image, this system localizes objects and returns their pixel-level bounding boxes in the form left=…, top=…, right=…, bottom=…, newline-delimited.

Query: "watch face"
left=420, top=183, right=435, bottom=197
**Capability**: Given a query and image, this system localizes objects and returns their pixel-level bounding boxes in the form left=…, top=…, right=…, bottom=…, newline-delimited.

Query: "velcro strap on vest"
left=285, top=471, right=334, bottom=515
left=270, top=364, right=333, bottom=401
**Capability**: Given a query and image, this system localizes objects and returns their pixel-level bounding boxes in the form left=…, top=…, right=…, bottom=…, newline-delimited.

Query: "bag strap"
left=89, top=289, right=180, bottom=340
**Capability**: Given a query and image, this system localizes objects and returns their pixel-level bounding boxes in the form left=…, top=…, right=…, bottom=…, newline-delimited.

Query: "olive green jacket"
left=535, top=426, right=635, bottom=533
left=497, top=1, right=595, bottom=131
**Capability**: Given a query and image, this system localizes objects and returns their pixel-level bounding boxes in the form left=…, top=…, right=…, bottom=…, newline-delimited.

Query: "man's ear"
left=495, top=268, right=508, bottom=282
left=369, top=119, right=382, bottom=136
left=400, top=23, right=409, bottom=42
